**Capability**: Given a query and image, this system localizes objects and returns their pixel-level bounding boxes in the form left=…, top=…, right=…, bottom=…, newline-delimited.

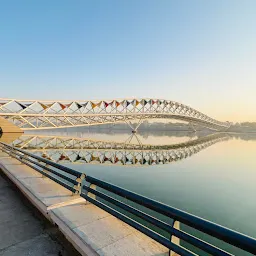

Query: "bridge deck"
left=0, top=153, right=71, bottom=256
left=0, top=151, right=172, bottom=256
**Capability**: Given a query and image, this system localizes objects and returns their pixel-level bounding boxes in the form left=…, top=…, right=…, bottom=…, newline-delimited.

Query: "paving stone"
left=0, top=234, right=64, bottom=256
left=0, top=168, right=71, bottom=255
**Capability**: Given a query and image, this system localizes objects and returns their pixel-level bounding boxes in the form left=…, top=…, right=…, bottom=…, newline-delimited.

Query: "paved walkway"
left=0, top=172, right=79, bottom=256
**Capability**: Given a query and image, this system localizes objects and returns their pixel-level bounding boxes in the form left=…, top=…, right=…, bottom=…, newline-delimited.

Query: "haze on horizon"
left=0, top=0, right=255, bottom=122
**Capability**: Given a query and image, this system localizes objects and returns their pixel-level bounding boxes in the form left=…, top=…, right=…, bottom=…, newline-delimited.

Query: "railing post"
left=73, top=173, right=85, bottom=195
left=10, top=146, right=15, bottom=158
left=19, top=152, right=26, bottom=163
left=86, top=183, right=97, bottom=204
left=41, top=163, right=49, bottom=178
left=169, top=220, right=180, bottom=256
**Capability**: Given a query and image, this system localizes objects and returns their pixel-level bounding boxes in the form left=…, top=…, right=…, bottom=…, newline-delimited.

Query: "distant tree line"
left=233, top=122, right=256, bottom=128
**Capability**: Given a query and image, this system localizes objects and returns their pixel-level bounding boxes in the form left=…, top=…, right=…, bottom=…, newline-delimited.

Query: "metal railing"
left=0, top=142, right=85, bottom=194
left=1, top=142, right=256, bottom=256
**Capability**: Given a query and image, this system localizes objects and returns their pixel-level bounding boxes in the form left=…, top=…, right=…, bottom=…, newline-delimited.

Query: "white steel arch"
left=0, top=98, right=230, bottom=131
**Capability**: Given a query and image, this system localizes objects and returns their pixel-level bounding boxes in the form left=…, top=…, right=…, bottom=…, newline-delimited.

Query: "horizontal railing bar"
left=1, top=142, right=81, bottom=177
left=172, top=229, right=233, bottom=256
left=3, top=146, right=77, bottom=184
left=21, top=159, right=76, bottom=193
left=10, top=148, right=78, bottom=184
left=83, top=185, right=174, bottom=232
left=20, top=154, right=78, bottom=185
left=7, top=150, right=76, bottom=193
left=85, top=176, right=256, bottom=254
left=84, top=186, right=233, bottom=256
left=25, top=162, right=76, bottom=193
left=80, top=192, right=196, bottom=256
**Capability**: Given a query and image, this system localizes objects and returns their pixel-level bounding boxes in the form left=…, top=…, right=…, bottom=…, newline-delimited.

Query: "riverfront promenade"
left=0, top=150, right=170, bottom=256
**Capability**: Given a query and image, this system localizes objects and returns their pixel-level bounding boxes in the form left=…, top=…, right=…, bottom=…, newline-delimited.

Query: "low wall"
left=0, top=117, right=23, bottom=133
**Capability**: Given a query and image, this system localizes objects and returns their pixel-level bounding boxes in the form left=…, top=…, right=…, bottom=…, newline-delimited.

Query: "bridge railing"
left=0, top=142, right=255, bottom=256
left=0, top=142, right=84, bottom=194
left=81, top=176, right=256, bottom=256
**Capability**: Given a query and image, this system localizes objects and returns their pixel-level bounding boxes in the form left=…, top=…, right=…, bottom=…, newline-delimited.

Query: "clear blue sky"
left=1, top=0, right=255, bottom=121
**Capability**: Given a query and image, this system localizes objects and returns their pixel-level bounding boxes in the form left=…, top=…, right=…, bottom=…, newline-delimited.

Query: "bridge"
left=0, top=98, right=230, bottom=132
left=11, top=133, right=230, bottom=166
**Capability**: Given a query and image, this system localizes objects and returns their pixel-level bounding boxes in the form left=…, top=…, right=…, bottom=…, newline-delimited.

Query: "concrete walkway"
left=0, top=169, right=79, bottom=256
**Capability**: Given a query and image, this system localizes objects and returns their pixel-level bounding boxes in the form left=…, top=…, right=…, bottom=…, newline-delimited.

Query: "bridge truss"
left=0, top=98, right=230, bottom=131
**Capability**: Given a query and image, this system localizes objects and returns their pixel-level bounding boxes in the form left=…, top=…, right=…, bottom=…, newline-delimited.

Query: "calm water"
left=10, top=128, right=256, bottom=255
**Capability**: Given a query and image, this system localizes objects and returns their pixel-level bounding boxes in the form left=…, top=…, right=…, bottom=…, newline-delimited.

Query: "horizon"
left=1, top=1, right=255, bottom=122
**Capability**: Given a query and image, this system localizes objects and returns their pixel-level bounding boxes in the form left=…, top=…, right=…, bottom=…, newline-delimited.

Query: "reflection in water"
left=25, top=128, right=205, bottom=144
left=11, top=133, right=231, bottom=166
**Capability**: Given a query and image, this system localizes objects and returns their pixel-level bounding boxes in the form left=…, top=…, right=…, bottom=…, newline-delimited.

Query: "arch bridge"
left=0, top=98, right=230, bottom=132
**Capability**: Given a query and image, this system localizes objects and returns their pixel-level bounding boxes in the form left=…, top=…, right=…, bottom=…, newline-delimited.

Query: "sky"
left=0, top=0, right=255, bottom=122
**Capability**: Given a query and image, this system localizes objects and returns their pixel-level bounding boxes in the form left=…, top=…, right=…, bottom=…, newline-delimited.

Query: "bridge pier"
left=188, top=122, right=197, bottom=132
left=125, top=118, right=144, bottom=133
left=123, top=132, right=143, bottom=147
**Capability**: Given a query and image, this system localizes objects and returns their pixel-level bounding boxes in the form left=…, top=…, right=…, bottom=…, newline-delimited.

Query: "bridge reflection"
left=10, top=133, right=231, bottom=166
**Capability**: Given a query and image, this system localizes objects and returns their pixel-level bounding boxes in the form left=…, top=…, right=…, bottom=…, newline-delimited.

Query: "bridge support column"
left=123, top=133, right=143, bottom=147
left=189, top=122, right=197, bottom=132
left=124, top=118, right=144, bottom=133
